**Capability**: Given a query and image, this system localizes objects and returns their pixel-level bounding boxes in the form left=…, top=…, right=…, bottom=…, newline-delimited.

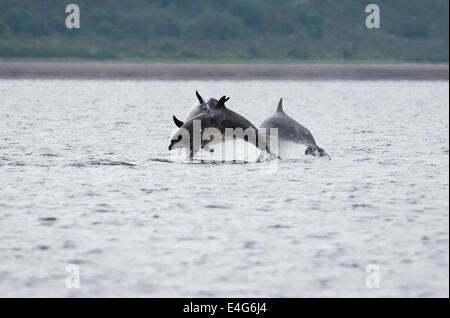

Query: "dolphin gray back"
left=260, top=99, right=317, bottom=147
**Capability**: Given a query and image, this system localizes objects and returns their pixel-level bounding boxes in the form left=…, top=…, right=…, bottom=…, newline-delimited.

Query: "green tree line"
left=0, top=0, right=448, bottom=62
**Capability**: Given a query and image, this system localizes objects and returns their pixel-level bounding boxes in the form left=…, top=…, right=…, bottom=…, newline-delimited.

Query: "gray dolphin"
left=172, top=91, right=226, bottom=128
left=260, top=98, right=330, bottom=158
left=172, top=91, right=227, bottom=153
left=169, top=96, right=271, bottom=159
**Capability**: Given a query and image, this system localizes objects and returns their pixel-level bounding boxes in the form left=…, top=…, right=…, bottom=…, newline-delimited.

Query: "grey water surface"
left=0, top=80, right=448, bottom=297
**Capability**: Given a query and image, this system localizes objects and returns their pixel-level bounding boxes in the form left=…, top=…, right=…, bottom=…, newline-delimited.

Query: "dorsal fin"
left=195, top=91, right=205, bottom=104
left=172, top=115, right=184, bottom=128
left=276, top=98, right=284, bottom=113
left=216, top=96, right=228, bottom=109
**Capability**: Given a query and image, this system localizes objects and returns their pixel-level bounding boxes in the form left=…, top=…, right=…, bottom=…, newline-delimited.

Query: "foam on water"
left=277, top=140, right=308, bottom=159
left=169, top=139, right=262, bottom=163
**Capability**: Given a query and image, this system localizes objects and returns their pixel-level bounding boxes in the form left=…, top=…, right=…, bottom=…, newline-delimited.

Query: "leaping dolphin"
left=169, top=96, right=273, bottom=159
left=172, top=91, right=228, bottom=153
left=260, top=98, right=330, bottom=159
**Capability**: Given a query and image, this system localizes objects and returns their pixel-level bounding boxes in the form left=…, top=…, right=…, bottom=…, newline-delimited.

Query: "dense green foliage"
left=0, top=0, right=448, bottom=62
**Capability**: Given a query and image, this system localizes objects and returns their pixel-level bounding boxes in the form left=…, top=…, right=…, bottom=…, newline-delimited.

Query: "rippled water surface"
left=0, top=80, right=448, bottom=297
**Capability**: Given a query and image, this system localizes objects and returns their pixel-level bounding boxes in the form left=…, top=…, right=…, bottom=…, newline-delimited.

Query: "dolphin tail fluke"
left=216, top=96, right=229, bottom=109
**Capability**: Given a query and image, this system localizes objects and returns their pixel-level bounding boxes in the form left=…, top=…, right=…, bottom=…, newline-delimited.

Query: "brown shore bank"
left=0, top=62, right=448, bottom=81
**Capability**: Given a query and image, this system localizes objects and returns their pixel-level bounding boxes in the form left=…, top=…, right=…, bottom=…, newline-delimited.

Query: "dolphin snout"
left=305, top=145, right=330, bottom=159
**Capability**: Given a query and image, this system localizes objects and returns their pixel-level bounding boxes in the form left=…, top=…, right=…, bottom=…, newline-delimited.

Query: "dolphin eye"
left=177, top=135, right=182, bottom=141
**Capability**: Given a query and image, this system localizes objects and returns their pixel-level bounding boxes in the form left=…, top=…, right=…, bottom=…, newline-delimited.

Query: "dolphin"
left=169, top=96, right=272, bottom=159
left=171, top=91, right=227, bottom=153
left=172, top=91, right=227, bottom=128
left=260, top=98, right=330, bottom=158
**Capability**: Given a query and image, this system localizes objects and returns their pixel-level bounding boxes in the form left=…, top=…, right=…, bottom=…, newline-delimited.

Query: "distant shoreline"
left=0, top=62, right=448, bottom=81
